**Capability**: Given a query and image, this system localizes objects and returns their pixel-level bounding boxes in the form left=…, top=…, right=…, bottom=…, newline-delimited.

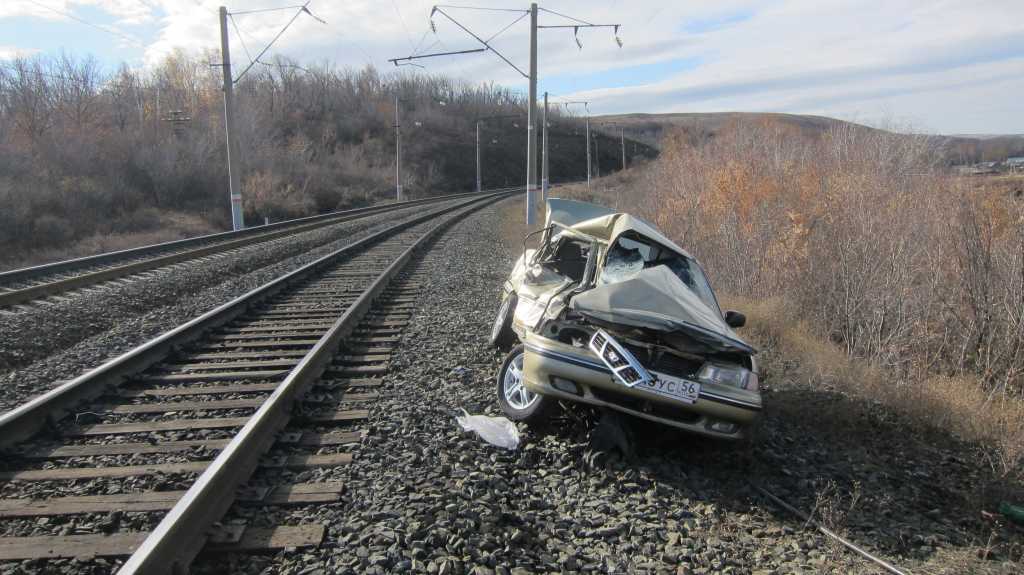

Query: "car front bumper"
left=522, top=332, right=763, bottom=440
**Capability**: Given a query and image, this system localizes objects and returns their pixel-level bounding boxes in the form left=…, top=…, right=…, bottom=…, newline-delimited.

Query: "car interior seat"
left=552, top=241, right=587, bottom=282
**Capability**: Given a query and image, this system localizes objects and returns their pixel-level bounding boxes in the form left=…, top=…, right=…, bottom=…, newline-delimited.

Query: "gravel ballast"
left=0, top=199, right=464, bottom=412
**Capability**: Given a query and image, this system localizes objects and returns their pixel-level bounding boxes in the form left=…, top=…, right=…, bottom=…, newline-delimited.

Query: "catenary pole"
left=621, top=126, right=626, bottom=171
left=542, top=91, right=549, bottom=202
left=561, top=101, right=590, bottom=190
left=476, top=120, right=481, bottom=193
left=585, top=113, right=591, bottom=190
left=594, top=131, right=600, bottom=178
left=476, top=114, right=519, bottom=193
left=219, top=6, right=244, bottom=231
left=395, top=95, right=402, bottom=201
left=525, top=2, right=538, bottom=225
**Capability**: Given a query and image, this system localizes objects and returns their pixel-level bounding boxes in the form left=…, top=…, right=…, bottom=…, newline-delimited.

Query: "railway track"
left=0, top=190, right=496, bottom=310
left=0, top=190, right=512, bottom=574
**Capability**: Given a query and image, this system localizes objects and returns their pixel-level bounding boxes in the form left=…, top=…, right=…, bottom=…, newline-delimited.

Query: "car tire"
left=496, top=344, right=557, bottom=424
left=489, top=292, right=518, bottom=349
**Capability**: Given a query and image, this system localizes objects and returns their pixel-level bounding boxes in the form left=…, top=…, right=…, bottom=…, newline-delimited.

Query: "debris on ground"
left=455, top=408, right=520, bottom=450
left=1000, top=502, right=1024, bottom=526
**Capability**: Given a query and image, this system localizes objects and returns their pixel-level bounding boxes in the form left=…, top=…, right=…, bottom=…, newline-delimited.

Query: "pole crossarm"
left=388, top=5, right=621, bottom=74
left=229, top=5, right=307, bottom=15
left=560, top=100, right=589, bottom=113
left=388, top=47, right=487, bottom=65
left=384, top=3, right=621, bottom=225
left=231, top=1, right=325, bottom=84
left=429, top=6, right=529, bottom=78
left=537, top=6, right=621, bottom=47
left=537, top=24, right=619, bottom=29
left=434, top=5, right=529, bottom=12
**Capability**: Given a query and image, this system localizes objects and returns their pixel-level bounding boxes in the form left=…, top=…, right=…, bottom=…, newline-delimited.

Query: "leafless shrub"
left=0, top=52, right=641, bottom=268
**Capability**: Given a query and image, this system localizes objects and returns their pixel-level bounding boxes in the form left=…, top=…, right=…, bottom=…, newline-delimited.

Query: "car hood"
left=569, top=265, right=756, bottom=355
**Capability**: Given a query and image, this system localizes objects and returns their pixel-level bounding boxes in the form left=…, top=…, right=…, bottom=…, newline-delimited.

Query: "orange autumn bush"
left=569, top=118, right=1024, bottom=472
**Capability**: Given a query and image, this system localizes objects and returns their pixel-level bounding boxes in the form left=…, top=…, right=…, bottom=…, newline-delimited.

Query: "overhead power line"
left=412, top=28, right=431, bottom=56
left=257, top=59, right=310, bottom=73
left=389, top=5, right=622, bottom=70
left=228, top=14, right=256, bottom=67
left=230, top=5, right=308, bottom=16
left=485, top=11, right=529, bottom=43
left=391, top=0, right=417, bottom=52
left=26, top=0, right=146, bottom=47
left=537, top=6, right=591, bottom=25
left=230, top=1, right=326, bottom=83
left=388, top=3, right=622, bottom=226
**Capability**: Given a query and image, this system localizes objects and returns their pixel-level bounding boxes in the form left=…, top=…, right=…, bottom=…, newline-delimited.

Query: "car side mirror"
left=724, top=310, right=746, bottom=328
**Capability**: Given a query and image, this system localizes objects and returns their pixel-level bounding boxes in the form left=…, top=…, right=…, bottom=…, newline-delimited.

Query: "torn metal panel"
left=570, top=266, right=756, bottom=355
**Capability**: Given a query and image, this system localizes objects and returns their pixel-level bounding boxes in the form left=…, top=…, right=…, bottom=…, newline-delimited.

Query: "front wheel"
left=496, top=344, right=557, bottom=424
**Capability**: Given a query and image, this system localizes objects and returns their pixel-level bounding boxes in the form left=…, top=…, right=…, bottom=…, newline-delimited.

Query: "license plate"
left=637, top=372, right=700, bottom=404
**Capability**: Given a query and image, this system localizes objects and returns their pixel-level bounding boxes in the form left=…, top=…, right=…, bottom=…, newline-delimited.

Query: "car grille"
left=623, top=344, right=703, bottom=379
left=589, top=330, right=650, bottom=387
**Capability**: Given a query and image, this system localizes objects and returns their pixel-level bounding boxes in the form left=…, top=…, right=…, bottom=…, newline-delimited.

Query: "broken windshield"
left=600, top=234, right=721, bottom=313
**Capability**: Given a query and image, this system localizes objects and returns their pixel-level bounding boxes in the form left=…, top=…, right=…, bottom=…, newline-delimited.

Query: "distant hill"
left=592, top=112, right=1024, bottom=165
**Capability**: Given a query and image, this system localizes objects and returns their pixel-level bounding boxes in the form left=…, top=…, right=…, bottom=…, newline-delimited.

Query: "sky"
left=1, top=0, right=1022, bottom=134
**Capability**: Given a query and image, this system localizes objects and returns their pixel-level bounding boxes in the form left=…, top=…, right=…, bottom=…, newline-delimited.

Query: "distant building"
left=956, top=157, right=1024, bottom=176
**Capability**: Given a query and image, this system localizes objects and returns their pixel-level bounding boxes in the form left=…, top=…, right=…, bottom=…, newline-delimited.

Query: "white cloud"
left=82, top=0, right=156, bottom=26
left=0, top=45, right=41, bottom=60
left=0, top=0, right=73, bottom=20
left=4, top=0, right=1024, bottom=132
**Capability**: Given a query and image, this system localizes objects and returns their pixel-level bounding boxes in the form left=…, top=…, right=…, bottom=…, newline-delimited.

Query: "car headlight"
left=697, top=363, right=757, bottom=390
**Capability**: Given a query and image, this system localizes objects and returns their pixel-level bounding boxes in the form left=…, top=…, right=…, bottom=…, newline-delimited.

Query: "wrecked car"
left=491, top=199, right=762, bottom=440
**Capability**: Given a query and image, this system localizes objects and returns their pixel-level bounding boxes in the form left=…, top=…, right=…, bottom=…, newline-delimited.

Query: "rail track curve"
left=0, top=190, right=513, bottom=574
left=0, top=190, right=498, bottom=309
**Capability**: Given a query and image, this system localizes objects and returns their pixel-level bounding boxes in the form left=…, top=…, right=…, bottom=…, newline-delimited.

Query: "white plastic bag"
left=455, top=409, right=520, bottom=450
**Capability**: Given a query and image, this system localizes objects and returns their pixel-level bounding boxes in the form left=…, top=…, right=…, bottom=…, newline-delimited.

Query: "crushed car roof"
left=546, top=199, right=753, bottom=354
left=545, top=198, right=694, bottom=260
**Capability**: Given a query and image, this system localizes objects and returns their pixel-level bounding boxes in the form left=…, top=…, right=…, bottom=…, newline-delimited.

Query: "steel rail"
left=0, top=190, right=516, bottom=448
left=0, top=189, right=506, bottom=307
left=116, top=191, right=509, bottom=575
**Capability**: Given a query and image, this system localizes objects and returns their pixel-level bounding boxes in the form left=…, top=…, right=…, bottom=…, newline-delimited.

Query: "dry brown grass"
left=734, top=295, right=1024, bottom=476
left=549, top=166, right=647, bottom=211
left=0, top=210, right=218, bottom=272
left=498, top=193, right=548, bottom=257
